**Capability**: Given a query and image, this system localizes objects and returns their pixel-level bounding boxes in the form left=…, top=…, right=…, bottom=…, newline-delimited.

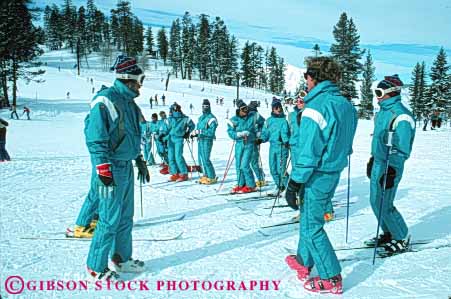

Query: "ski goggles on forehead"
left=116, top=73, right=146, bottom=86
left=303, top=68, right=318, bottom=80
left=374, top=86, right=401, bottom=98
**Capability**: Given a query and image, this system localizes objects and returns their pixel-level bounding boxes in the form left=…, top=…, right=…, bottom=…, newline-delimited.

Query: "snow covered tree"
left=359, top=50, right=376, bottom=119
left=429, top=47, right=450, bottom=109
left=61, top=0, right=77, bottom=52
left=330, top=13, right=365, bottom=101
left=157, top=27, right=169, bottom=65
left=410, top=62, right=428, bottom=120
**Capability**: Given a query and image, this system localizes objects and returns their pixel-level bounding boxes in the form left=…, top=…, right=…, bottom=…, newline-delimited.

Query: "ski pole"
left=257, top=144, right=263, bottom=197
left=217, top=140, right=235, bottom=192
left=372, top=131, right=394, bottom=265
left=185, top=138, right=201, bottom=179
left=345, top=154, right=351, bottom=243
left=140, top=179, right=143, bottom=217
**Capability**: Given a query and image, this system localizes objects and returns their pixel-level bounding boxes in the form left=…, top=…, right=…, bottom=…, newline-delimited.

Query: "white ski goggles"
left=116, top=73, right=146, bottom=86
left=374, top=86, right=401, bottom=98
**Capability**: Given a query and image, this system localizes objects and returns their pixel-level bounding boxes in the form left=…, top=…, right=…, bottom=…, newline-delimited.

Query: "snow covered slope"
left=0, top=52, right=450, bottom=299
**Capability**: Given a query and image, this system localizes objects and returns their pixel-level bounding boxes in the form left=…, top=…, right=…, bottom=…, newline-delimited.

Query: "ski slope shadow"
left=343, top=205, right=451, bottom=292
left=143, top=229, right=294, bottom=275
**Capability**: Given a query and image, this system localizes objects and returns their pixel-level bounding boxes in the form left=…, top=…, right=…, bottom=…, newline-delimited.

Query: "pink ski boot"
left=285, top=255, right=311, bottom=281
left=304, top=274, right=343, bottom=294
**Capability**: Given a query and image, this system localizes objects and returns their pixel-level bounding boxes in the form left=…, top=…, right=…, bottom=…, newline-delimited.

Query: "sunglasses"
left=202, top=105, right=210, bottom=109
left=374, top=86, right=401, bottom=99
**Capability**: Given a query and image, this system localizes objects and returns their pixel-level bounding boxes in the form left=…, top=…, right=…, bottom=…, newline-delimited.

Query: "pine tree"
left=330, top=13, right=365, bottom=101
left=129, top=17, right=144, bottom=56
left=267, top=47, right=279, bottom=92
left=429, top=47, right=450, bottom=109
left=0, top=1, right=44, bottom=106
left=145, top=26, right=154, bottom=55
left=157, top=27, right=169, bottom=65
left=181, top=12, right=195, bottom=80
left=195, top=14, right=210, bottom=81
left=61, top=0, right=77, bottom=52
left=359, top=50, right=376, bottom=119
left=240, top=41, right=252, bottom=87
left=313, top=44, right=321, bottom=57
left=276, top=57, right=286, bottom=94
left=76, top=6, right=88, bottom=62
left=169, top=19, right=182, bottom=77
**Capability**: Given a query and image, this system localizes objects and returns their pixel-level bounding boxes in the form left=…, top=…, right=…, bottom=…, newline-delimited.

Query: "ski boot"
left=160, top=165, right=169, bottom=175
left=231, top=185, right=244, bottom=194
left=237, top=186, right=256, bottom=194
left=176, top=174, right=188, bottom=182
left=256, top=180, right=267, bottom=187
left=112, top=254, right=145, bottom=273
left=168, top=173, right=179, bottom=182
left=198, top=176, right=208, bottom=184
left=87, top=267, right=121, bottom=281
left=364, top=232, right=392, bottom=247
left=304, top=274, right=343, bottom=294
left=285, top=255, right=311, bottom=281
left=380, top=238, right=410, bottom=257
left=203, top=177, right=217, bottom=185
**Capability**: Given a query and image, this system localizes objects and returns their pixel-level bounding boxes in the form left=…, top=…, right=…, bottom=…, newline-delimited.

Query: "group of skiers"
left=70, top=54, right=416, bottom=295
left=9, top=105, right=31, bottom=120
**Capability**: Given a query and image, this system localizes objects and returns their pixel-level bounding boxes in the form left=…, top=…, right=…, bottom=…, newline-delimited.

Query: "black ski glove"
left=136, top=155, right=150, bottom=183
left=285, top=179, right=304, bottom=210
left=158, top=134, right=165, bottom=142
left=366, top=156, right=374, bottom=179
left=183, top=132, right=190, bottom=139
left=379, top=166, right=396, bottom=189
left=255, top=139, right=263, bottom=145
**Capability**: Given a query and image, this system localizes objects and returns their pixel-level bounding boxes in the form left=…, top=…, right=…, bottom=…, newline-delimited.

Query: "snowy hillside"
left=0, top=51, right=450, bottom=299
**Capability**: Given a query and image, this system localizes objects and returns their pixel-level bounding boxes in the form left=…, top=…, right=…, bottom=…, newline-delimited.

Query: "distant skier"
left=140, top=118, right=156, bottom=165
left=149, top=96, right=153, bottom=109
left=189, top=103, right=194, bottom=114
left=66, top=91, right=70, bottom=99
left=422, top=111, right=429, bottom=131
left=156, top=110, right=170, bottom=173
left=248, top=100, right=266, bottom=187
left=0, top=117, right=11, bottom=162
left=256, top=98, right=289, bottom=196
left=22, top=106, right=31, bottom=120
left=166, top=103, right=195, bottom=182
left=366, top=75, right=415, bottom=254
left=83, top=54, right=149, bottom=280
left=233, top=98, right=236, bottom=107
left=10, top=104, right=19, bottom=119
left=226, top=100, right=257, bottom=194
left=155, top=94, right=158, bottom=106
left=265, top=98, right=268, bottom=108
left=285, top=56, right=357, bottom=294
left=162, top=94, right=166, bottom=106
left=191, top=99, right=218, bottom=184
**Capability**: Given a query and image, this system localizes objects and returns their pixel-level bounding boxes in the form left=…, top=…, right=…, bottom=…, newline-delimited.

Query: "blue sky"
left=38, top=0, right=451, bottom=81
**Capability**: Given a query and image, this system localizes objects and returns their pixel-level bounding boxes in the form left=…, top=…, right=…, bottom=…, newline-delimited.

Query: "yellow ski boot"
left=198, top=176, right=208, bottom=184
left=256, top=180, right=267, bottom=188
left=203, top=177, right=218, bottom=185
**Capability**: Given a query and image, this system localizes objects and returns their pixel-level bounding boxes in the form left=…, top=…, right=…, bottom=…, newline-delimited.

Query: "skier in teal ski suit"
left=226, top=100, right=257, bottom=193
left=167, top=103, right=195, bottom=182
left=192, top=99, right=218, bottom=184
left=156, top=111, right=169, bottom=165
left=248, top=101, right=266, bottom=186
left=257, top=98, right=290, bottom=195
left=285, top=57, right=357, bottom=294
left=366, top=75, right=415, bottom=252
left=85, top=55, right=149, bottom=280
left=140, top=119, right=156, bottom=165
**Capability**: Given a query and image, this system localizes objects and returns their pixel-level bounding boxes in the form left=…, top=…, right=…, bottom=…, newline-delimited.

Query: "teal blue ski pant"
left=250, top=144, right=265, bottom=181
left=198, top=138, right=215, bottom=179
left=76, top=162, right=99, bottom=227
left=235, top=141, right=256, bottom=188
left=143, top=140, right=155, bottom=165
left=168, top=136, right=188, bottom=175
left=156, top=139, right=167, bottom=163
left=269, top=143, right=289, bottom=188
left=296, top=171, right=341, bottom=279
left=370, top=160, right=407, bottom=240
left=87, top=160, right=134, bottom=272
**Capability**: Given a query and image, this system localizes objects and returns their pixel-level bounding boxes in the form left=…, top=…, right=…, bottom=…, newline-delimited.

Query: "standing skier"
left=162, top=94, right=166, bottom=106
left=140, top=118, right=156, bottom=165
left=284, top=56, right=357, bottom=294
left=226, top=100, right=257, bottom=193
left=84, top=55, right=150, bottom=280
left=248, top=100, right=266, bottom=187
left=167, top=103, right=195, bottom=182
left=156, top=111, right=170, bottom=173
left=365, top=75, right=415, bottom=254
left=0, top=117, right=11, bottom=162
left=22, top=106, right=31, bottom=120
left=10, top=104, right=19, bottom=119
left=192, top=99, right=218, bottom=184
left=256, top=98, right=290, bottom=195
left=149, top=96, right=153, bottom=109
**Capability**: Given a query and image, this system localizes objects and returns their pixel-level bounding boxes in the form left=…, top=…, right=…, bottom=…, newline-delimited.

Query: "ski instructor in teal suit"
left=84, top=54, right=150, bottom=281
left=284, top=56, right=357, bottom=295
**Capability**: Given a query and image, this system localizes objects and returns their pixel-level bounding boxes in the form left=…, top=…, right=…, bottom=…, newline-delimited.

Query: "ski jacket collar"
left=378, top=95, right=402, bottom=111
left=304, top=80, right=340, bottom=104
left=271, top=111, right=286, bottom=118
left=113, top=79, right=138, bottom=101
